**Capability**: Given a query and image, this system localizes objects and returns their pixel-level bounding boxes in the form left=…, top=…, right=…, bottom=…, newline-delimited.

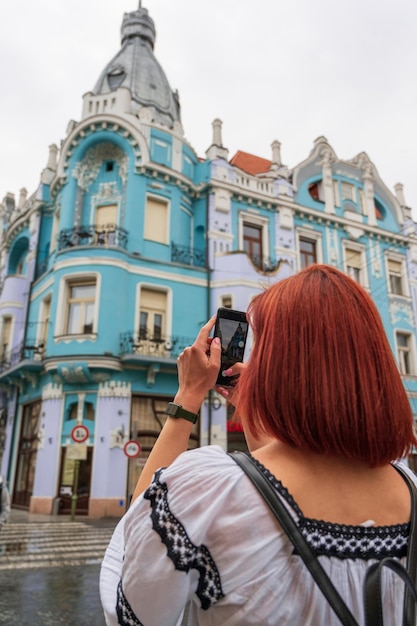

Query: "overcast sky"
left=2, top=0, right=417, bottom=217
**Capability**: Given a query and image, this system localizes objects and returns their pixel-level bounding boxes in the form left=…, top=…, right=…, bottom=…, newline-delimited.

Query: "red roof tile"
left=230, top=150, right=272, bottom=176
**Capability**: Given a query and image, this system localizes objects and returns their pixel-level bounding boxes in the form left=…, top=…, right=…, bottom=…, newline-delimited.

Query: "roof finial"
left=138, top=0, right=142, bottom=8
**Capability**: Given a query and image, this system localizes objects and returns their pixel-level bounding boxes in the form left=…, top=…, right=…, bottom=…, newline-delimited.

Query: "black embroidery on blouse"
left=116, top=580, right=144, bottom=626
left=144, top=469, right=224, bottom=610
left=248, top=455, right=410, bottom=561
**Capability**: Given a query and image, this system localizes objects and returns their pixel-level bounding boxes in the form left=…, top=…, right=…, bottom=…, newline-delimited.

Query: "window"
left=95, top=204, right=117, bottom=245
left=1, top=316, right=12, bottom=362
left=50, top=207, right=60, bottom=253
left=139, top=288, right=167, bottom=342
left=238, top=213, right=269, bottom=270
left=387, top=259, right=405, bottom=296
left=144, top=196, right=169, bottom=244
left=38, top=295, right=51, bottom=351
left=308, top=181, right=324, bottom=203
left=243, top=223, right=263, bottom=262
left=67, top=400, right=94, bottom=422
left=221, top=295, right=233, bottom=309
left=8, top=238, right=28, bottom=275
left=66, top=282, right=96, bottom=335
left=299, top=237, right=317, bottom=269
left=345, top=248, right=363, bottom=284
left=341, top=182, right=356, bottom=202
left=397, top=332, right=414, bottom=375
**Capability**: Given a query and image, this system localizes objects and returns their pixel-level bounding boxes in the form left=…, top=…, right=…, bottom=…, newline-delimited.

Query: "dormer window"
left=341, top=182, right=356, bottom=202
left=308, top=181, right=324, bottom=203
left=374, top=198, right=385, bottom=220
left=107, top=66, right=126, bottom=91
left=105, top=161, right=114, bottom=172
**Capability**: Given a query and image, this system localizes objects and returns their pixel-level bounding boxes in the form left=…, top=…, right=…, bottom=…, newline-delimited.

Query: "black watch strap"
left=165, top=402, right=199, bottom=424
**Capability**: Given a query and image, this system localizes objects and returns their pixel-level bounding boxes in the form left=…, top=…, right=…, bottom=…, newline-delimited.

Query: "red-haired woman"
left=100, top=265, right=417, bottom=626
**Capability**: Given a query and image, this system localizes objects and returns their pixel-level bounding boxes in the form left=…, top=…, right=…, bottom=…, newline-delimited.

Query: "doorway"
left=58, top=446, right=93, bottom=515
left=12, top=401, right=42, bottom=509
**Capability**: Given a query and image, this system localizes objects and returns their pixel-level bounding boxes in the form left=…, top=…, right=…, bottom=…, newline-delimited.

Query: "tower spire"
left=138, top=0, right=142, bottom=8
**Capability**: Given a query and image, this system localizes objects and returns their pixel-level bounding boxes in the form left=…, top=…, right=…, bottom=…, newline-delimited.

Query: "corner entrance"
left=12, top=401, right=42, bottom=509
left=58, top=446, right=93, bottom=515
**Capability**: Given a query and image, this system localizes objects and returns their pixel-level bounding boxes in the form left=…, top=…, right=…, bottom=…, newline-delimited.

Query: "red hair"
left=236, top=264, right=417, bottom=466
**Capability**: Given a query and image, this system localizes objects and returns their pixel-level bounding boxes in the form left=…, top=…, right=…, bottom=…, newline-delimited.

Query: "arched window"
left=8, top=237, right=29, bottom=275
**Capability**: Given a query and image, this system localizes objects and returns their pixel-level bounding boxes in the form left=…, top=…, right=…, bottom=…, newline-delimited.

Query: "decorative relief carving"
left=72, top=143, right=128, bottom=190
left=42, top=382, right=63, bottom=400
left=369, top=239, right=382, bottom=278
left=91, top=182, right=120, bottom=212
left=98, top=381, right=131, bottom=398
left=389, top=299, right=415, bottom=327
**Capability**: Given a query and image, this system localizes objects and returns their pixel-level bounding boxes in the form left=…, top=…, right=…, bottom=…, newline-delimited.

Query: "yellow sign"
left=66, top=445, right=88, bottom=460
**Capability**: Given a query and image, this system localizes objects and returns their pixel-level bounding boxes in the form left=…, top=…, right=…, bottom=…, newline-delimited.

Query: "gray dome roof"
left=93, top=6, right=181, bottom=128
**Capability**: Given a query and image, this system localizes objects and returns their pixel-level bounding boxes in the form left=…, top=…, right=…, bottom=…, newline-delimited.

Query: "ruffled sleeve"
left=101, top=445, right=253, bottom=626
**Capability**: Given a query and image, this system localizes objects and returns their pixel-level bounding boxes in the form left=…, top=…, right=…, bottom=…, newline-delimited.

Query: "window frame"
left=135, top=283, right=173, bottom=345
left=342, top=243, right=368, bottom=288
left=296, top=228, right=323, bottom=270
left=55, top=273, right=100, bottom=340
left=36, top=294, right=51, bottom=351
left=385, top=255, right=409, bottom=298
left=238, top=211, right=269, bottom=265
left=144, top=194, right=170, bottom=245
left=220, top=295, right=233, bottom=310
left=396, top=331, right=416, bottom=376
left=66, top=282, right=96, bottom=336
left=0, top=315, right=13, bottom=363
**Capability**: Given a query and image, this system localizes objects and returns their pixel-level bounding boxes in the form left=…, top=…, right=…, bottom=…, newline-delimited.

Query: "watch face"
left=166, top=403, right=177, bottom=416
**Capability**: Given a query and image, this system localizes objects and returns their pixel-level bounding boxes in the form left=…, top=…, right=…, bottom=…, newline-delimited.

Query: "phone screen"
left=214, top=308, right=248, bottom=386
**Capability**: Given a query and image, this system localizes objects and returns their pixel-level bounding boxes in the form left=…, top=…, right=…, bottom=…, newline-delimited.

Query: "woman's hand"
left=215, top=361, right=246, bottom=404
left=130, top=317, right=221, bottom=501
left=175, top=316, right=222, bottom=412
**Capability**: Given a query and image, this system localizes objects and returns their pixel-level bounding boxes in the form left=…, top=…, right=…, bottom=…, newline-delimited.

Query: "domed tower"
left=86, top=3, right=181, bottom=130
left=0, top=3, right=207, bottom=518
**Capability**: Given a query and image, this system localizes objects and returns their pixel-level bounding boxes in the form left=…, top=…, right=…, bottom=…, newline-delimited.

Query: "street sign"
left=70, top=424, right=89, bottom=444
left=123, top=440, right=142, bottom=458
left=66, top=444, right=88, bottom=460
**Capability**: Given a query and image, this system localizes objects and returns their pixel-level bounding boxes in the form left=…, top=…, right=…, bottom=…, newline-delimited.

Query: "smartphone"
left=213, top=308, right=248, bottom=386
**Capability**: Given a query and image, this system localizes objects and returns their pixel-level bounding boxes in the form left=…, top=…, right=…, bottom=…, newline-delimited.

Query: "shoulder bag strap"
left=229, top=451, right=359, bottom=626
left=363, top=465, right=417, bottom=626
left=395, top=465, right=417, bottom=626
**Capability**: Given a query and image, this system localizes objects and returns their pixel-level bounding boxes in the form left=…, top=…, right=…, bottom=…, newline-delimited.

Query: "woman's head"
left=236, top=264, right=417, bottom=465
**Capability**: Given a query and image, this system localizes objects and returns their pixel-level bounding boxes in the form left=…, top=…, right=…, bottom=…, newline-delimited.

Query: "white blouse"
left=100, top=445, right=413, bottom=626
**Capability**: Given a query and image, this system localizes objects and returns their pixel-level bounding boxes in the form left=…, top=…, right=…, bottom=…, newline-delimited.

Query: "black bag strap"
left=229, top=451, right=417, bottom=626
left=364, top=557, right=417, bottom=626
left=229, top=451, right=359, bottom=626
left=363, top=464, right=417, bottom=626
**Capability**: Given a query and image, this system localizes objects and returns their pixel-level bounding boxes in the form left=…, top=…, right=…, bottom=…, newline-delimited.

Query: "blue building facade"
left=1, top=5, right=416, bottom=517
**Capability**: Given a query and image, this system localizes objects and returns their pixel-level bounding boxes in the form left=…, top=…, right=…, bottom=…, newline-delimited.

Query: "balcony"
left=249, top=254, right=280, bottom=273
left=0, top=339, right=44, bottom=375
left=120, top=331, right=194, bottom=361
left=57, top=224, right=128, bottom=252
left=35, top=257, right=49, bottom=280
left=171, top=243, right=206, bottom=268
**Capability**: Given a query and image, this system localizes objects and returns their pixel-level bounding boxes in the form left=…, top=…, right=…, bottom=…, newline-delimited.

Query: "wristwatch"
left=165, top=402, right=199, bottom=424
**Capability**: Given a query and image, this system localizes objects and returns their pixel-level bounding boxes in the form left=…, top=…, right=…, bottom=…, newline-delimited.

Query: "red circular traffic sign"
left=71, top=424, right=89, bottom=443
left=123, top=440, right=142, bottom=458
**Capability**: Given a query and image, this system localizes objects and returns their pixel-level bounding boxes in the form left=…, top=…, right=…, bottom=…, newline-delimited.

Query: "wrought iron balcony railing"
left=35, top=257, right=49, bottom=280
left=171, top=243, right=206, bottom=268
left=249, top=254, right=280, bottom=273
left=0, top=339, right=44, bottom=374
left=120, top=331, right=194, bottom=360
left=57, top=224, right=128, bottom=252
